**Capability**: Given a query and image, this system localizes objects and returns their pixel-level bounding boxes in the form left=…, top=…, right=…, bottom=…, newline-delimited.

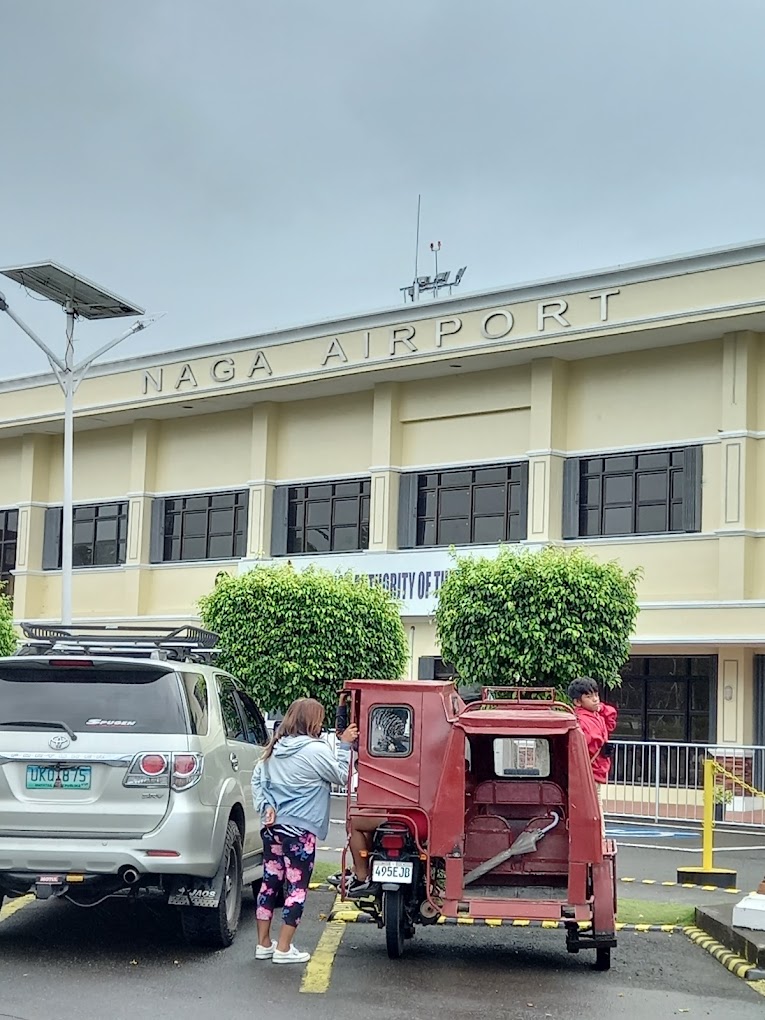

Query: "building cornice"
left=3, top=237, right=765, bottom=395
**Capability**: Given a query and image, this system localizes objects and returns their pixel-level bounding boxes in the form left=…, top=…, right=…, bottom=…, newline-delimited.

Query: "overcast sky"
left=1, top=0, right=764, bottom=379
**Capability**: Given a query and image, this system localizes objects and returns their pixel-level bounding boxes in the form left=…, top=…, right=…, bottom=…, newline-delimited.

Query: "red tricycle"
left=338, top=681, right=617, bottom=969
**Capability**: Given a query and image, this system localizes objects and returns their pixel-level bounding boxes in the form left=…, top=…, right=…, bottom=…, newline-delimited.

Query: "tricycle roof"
left=344, top=678, right=456, bottom=694
left=344, top=680, right=579, bottom=734
left=457, top=709, right=578, bottom=735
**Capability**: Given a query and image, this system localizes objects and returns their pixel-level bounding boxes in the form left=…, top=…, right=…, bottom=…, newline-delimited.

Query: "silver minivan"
left=0, top=625, right=267, bottom=947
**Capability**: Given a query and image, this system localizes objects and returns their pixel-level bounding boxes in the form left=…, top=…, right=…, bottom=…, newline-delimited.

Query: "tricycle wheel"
left=594, top=947, right=611, bottom=971
left=384, top=890, right=405, bottom=959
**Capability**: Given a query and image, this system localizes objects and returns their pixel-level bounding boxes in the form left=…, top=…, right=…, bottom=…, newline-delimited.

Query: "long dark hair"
left=261, top=698, right=325, bottom=761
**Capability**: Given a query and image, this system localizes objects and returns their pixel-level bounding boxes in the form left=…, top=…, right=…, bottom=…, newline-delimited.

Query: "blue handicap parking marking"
left=606, top=823, right=697, bottom=839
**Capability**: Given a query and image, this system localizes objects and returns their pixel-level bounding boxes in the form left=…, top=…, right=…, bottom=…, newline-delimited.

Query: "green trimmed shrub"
left=199, top=564, right=408, bottom=714
left=435, top=546, right=640, bottom=692
left=0, top=583, right=15, bottom=657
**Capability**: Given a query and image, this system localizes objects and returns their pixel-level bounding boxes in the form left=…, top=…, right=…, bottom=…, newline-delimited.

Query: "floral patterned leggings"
left=256, top=826, right=316, bottom=928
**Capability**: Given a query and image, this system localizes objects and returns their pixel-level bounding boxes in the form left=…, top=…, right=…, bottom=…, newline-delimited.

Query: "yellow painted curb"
left=683, top=925, right=765, bottom=983
left=300, top=896, right=346, bottom=994
left=0, top=895, right=34, bottom=923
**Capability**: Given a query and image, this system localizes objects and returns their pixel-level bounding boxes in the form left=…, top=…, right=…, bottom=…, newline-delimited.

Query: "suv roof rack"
left=16, top=623, right=221, bottom=665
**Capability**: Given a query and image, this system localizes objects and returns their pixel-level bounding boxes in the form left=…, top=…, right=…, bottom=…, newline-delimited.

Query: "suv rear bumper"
left=0, top=800, right=229, bottom=880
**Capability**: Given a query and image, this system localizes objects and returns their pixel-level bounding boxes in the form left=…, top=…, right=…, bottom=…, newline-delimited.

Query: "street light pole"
left=0, top=270, right=158, bottom=626
left=62, top=300, right=75, bottom=625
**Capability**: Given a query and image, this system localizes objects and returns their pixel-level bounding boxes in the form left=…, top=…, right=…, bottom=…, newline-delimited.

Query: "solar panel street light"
left=0, top=262, right=159, bottom=626
left=0, top=262, right=144, bottom=320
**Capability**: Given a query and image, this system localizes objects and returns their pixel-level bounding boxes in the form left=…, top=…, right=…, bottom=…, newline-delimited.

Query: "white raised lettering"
left=589, top=288, right=620, bottom=322
left=174, top=363, right=198, bottom=390
left=537, top=300, right=570, bottom=331
left=247, top=350, right=273, bottom=378
left=142, top=369, right=163, bottom=394
left=211, top=357, right=235, bottom=383
left=322, top=337, right=348, bottom=366
left=362, top=330, right=370, bottom=360
left=481, top=310, right=514, bottom=340
left=390, top=325, right=417, bottom=356
left=435, top=317, right=462, bottom=348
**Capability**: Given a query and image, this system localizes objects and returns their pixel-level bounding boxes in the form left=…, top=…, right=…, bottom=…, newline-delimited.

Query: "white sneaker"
left=255, top=940, right=277, bottom=960
left=272, top=945, right=311, bottom=965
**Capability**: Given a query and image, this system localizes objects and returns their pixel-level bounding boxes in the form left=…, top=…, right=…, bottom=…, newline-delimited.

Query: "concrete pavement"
left=0, top=887, right=763, bottom=1020
left=2, top=807, right=763, bottom=1019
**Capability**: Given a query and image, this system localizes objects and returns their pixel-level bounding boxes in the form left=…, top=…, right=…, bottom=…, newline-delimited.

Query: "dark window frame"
left=368, top=705, right=414, bottom=759
left=216, top=675, right=248, bottom=742
left=563, top=446, right=701, bottom=540
left=160, top=491, right=248, bottom=563
left=401, top=462, right=528, bottom=550
left=43, top=502, right=129, bottom=571
left=237, top=688, right=269, bottom=746
left=280, top=478, right=371, bottom=555
left=181, top=672, right=210, bottom=737
left=612, top=655, right=717, bottom=744
left=0, top=508, right=19, bottom=596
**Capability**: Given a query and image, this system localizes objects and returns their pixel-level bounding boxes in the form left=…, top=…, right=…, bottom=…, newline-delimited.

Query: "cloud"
left=1, top=0, right=764, bottom=378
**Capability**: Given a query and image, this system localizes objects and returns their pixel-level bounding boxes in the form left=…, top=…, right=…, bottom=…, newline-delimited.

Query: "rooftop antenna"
left=413, top=194, right=421, bottom=301
left=399, top=196, right=467, bottom=303
left=430, top=241, right=441, bottom=299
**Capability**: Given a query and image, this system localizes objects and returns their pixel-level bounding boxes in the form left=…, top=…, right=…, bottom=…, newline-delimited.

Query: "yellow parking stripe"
left=300, top=896, right=346, bottom=995
left=0, top=895, right=34, bottom=922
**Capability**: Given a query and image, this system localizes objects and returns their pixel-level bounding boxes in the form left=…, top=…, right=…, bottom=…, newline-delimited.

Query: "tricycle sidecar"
left=339, top=682, right=617, bottom=969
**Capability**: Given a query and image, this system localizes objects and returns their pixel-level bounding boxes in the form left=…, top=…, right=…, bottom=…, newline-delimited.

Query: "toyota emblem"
left=49, top=734, right=70, bottom=750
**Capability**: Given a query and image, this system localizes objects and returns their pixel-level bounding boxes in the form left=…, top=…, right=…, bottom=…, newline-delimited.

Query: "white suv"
left=0, top=624, right=268, bottom=948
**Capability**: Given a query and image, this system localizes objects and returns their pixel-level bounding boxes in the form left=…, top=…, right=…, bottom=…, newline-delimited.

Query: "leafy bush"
left=435, top=546, right=640, bottom=692
left=0, top=583, right=16, bottom=657
left=199, top=564, right=408, bottom=714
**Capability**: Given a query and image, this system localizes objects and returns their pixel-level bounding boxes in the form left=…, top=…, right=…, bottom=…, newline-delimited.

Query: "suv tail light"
left=124, top=753, right=204, bottom=791
left=171, top=753, right=204, bottom=791
left=140, top=754, right=168, bottom=776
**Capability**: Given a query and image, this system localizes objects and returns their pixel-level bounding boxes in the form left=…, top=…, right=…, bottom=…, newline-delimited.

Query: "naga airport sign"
left=139, top=289, right=622, bottom=396
left=238, top=545, right=542, bottom=616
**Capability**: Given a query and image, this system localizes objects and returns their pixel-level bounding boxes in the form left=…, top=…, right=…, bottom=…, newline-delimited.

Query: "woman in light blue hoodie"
left=252, top=697, right=357, bottom=965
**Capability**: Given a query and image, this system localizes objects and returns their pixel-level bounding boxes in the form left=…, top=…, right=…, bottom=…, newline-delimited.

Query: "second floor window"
left=272, top=479, right=370, bottom=555
left=398, top=463, right=529, bottom=549
left=0, top=509, right=18, bottom=596
left=563, top=446, right=702, bottom=539
left=42, top=503, right=128, bottom=570
left=155, top=491, right=248, bottom=563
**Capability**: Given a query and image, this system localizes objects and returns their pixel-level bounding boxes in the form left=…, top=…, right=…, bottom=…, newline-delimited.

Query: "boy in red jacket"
left=568, top=678, right=618, bottom=835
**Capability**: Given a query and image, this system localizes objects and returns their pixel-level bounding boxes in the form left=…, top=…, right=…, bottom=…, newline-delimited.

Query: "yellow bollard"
left=702, top=757, right=715, bottom=872
left=677, top=757, right=738, bottom=889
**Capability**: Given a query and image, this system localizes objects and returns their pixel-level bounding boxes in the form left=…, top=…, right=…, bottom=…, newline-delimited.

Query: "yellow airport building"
left=3, top=241, right=765, bottom=748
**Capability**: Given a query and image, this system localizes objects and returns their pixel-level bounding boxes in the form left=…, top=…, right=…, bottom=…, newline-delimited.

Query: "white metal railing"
left=324, top=729, right=765, bottom=828
left=604, top=740, right=765, bottom=829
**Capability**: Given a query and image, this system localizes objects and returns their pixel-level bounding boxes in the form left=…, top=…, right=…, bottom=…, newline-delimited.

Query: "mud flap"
left=167, top=858, right=226, bottom=909
left=590, top=859, right=618, bottom=947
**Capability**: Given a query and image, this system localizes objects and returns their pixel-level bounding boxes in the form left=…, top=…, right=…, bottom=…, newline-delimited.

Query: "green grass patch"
left=616, top=898, right=695, bottom=926
left=312, top=860, right=336, bottom=885
left=308, top=864, right=694, bottom=927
